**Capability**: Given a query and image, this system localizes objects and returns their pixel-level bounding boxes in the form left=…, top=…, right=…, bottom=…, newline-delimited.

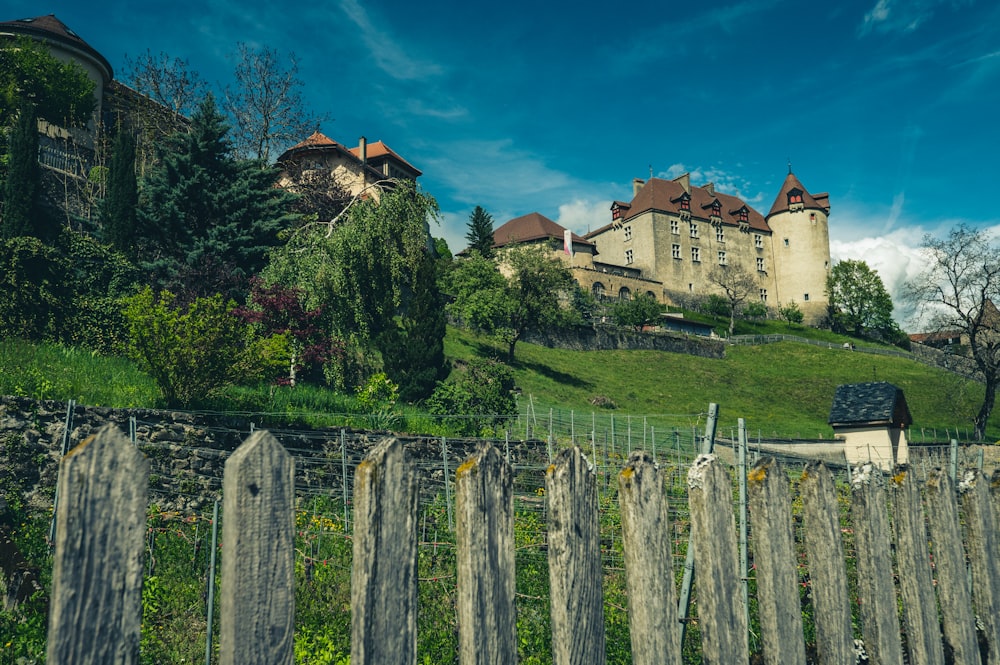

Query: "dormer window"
left=787, top=188, right=804, bottom=210
left=679, top=196, right=690, bottom=210
left=612, top=206, right=622, bottom=221
left=738, top=208, right=749, bottom=223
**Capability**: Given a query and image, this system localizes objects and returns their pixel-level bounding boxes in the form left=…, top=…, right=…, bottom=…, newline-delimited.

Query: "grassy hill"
left=0, top=326, right=995, bottom=442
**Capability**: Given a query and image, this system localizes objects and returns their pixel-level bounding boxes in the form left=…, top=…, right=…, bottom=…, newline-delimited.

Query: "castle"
left=490, top=170, right=832, bottom=325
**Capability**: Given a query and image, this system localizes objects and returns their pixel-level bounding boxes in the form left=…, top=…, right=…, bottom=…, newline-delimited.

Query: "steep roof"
left=0, top=14, right=113, bottom=82
left=621, top=177, right=770, bottom=232
left=348, top=140, right=422, bottom=176
left=828, top=382, right=912, bottom=428
left=766, top=171, right=831, bottom=218
left=493, top=212, right=593, bottom=248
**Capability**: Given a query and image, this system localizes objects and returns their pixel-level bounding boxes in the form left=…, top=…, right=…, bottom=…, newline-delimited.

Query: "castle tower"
left=765, top=171, right=831, bottom=325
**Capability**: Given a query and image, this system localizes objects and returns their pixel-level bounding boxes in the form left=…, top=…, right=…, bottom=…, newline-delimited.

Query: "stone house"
left=828, top=381, right=912, bottom=471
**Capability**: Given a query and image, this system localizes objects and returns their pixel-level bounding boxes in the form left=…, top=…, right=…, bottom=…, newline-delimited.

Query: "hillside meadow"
left=0, top=325, right=994, bottom=442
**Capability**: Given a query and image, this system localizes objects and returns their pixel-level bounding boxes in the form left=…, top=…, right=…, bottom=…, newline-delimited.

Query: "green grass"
left=1, top=324, right=995, bottom=441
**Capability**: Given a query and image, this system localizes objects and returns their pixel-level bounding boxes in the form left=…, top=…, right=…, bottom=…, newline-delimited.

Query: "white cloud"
left=337, top=0, right=443, bottom=80
left=858, top=0, right=971, bottom=36
left=556, top=199, right=613, bottom=236
left=660, top=163, right=767, bottom=206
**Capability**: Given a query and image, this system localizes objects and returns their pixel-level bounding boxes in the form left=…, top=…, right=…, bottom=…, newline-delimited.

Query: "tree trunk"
left=975, top=376, right=997, bottom=441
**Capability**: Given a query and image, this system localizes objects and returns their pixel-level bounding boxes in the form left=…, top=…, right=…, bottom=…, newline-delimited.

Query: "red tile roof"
left=348, top=140, right=421, bottom=176
left=0, top=14, right=112, bottom=81
left=766, top=172, right=831, bottom=218
left=493, top=212, right=593, bottom=248
left=621, top=176, right=770, bottom=232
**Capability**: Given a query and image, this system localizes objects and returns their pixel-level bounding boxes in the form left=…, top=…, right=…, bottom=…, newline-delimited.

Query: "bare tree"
left=223, top=43, right=325, bottom=163
left=903, top=224, right=1000, bottom=440
left=708, top=263, right=759, bottom=337
left=277, top=159, right=354, bottom=225
left=122, top=50, right=208, bottom=119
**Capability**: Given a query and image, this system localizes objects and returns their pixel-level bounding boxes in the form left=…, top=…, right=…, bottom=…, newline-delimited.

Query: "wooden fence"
left=46, top=424, right=1000, bottom=664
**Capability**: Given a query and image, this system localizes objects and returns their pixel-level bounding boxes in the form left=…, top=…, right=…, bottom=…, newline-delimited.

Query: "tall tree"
left=223, top=43, right=324, bottom=163
left=136, top=94, right=297, bottom=301
left=903, top=224, right=1000, bottom=440
left=465, top=205, right=495, bottom=257
left=264, top=183, right=443, bottom=390
left=100, top=130, right=138, bottom=252
left=447, top=244, right=583, bottom=361
left=0, top=37, right=94, bottom=128
left=707, top=263, right=759, bottom=337
left=826, top=259, right=896, bottom=338
left=612, top=293, right=664, bottom=331
left=1, top=105, right=41, bottom=239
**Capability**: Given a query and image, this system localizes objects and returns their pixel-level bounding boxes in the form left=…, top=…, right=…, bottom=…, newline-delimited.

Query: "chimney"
left=632, top=178, right=645, bottom=197
left=675, top=173, right=690, bottom=194
left=704, top=182, right=715, bottom=197
left=359, top=136, right=367, bottom=166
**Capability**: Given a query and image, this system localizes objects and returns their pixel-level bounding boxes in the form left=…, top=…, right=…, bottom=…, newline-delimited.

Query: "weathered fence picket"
left=350, top=437, right=419, bottom=665
left=46, top=425, right=148, bottom=665
left=851, top=464, right=905, bottom=665
left=218, top=430, right=296, bottom=665
left=959, top=470, right=1000, bottom=665
left=687, top=454, right=748, bottom=664
left=891, top=466, right=944, bottom=665
left=746, top=457, right=806, bottom=665
left=799, top=461, right=854, bottom=665
left=618, top=451, right=681, bottom=665
left=925, top=469, right=980, bottom=665
left=455, top=445, right=517, bottom=665
left=42, top=426, right=1000, bottom=664
left=546, top=446, right=606, bottom=665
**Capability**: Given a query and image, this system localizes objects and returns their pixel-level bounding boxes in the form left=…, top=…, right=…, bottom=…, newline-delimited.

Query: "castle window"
left=592, top=282, right=605, bottom=299
left=624, top=225, right=632, bottom=241
left=612, top=207, right=621, bottom=221
left=671, top=220, right=679, bottom=235
left=680, top=197, right=690, bottom=210
left=716, top=227, right=725, bottom=243
left=718, top=251, right=727, bottom=266
left=788, top=191, right=803, bottom=205
left=804, top=293, right=810, bottom=301
left=757, top=257, right=765, bottom=272
left=760, top=289, right=768, bottom=302
left=690, top=223, right=699, bottom=239
left=619, top=287, right=631, bottom=301
left=625, top=248, right=634, bottom=264
left=672, top=244, right=681, bottom=259
left=810, top=212, right=816, bottom=223
left=784, top=238, right=789, bottom=247
left=754, top=233, right=763, bottom=248
left=738, top=208, right=749, bottom=223
left=692, top=247, right=701, bottom=262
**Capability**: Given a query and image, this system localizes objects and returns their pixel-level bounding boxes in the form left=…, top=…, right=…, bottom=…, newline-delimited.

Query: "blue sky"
left=5, top=0, right=1000, bottom=324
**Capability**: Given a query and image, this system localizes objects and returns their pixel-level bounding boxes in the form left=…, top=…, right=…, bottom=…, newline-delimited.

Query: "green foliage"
left=779, top=300, right=805, bottom=326
left=743, top=301, right=768, bottom=321
left=100, top=129, right=139, bottom=252
left=0, top=36, right=95, bottom=127
left=265, top=183, right=442, bottom=390
left=1, top=104, right=42, bottom=239
left=0, top=235, right=73, bottom=341
left=136, top=94, right=297, bottom=300
left=464, top=205, right=495, bottom=257
left=124, top=287, right=253, bottom=407
left=612, top=293, right=664, bottom=330
left=446, top=244, right=583, bottom=361
left=826, top=259, right=896, bottom=338
left=703, top=293, right=730, bottom=318
left=426, top=357, right=517, bottom=435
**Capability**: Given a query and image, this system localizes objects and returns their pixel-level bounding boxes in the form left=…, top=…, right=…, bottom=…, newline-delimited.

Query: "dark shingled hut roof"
left=828, top=382, right=912, bottom=428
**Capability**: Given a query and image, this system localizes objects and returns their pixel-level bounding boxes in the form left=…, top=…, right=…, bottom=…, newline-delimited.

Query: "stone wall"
left=524, top=324, right=725, bottom=358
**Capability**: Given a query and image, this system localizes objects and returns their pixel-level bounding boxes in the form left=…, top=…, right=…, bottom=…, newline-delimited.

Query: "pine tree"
left=465, top=205, right=495, bottom=257
left=100, top=130, right=138, bottom=252
left=136, top=93, right=297, bottom=300
left=1, top=105, right=40, bottom=239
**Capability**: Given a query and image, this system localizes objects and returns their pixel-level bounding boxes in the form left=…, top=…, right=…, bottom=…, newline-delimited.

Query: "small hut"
left=828, top=381, right=912, bottom=472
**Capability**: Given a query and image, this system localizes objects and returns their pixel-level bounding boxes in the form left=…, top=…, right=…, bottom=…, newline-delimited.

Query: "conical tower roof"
left=766, top=171, right=830, bottom=218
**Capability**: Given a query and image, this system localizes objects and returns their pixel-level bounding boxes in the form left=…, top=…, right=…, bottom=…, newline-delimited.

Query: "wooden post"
left=219, top=431, right=295, bottom=665
left=687, top=454, right=747, bottom=664
left=546, top=446, right=606, bottom=665
left=747, top=458, right=806, bottom=665
left=798, top=463, right=853, bottom=665
left=455, top=444, right=517, bottom=664
left=46, top=425, right=148, bottom=665
left=618, top=451, right=681, bottom=665
left=925, top=469, right=979, bottom=665
left=958, top=470, right=1000, bottom=665
left=351, top=437, right=420, bottom=665
left=851, top=463, right=904, bottom=665
left=890, top=466, right=944, bottom=665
